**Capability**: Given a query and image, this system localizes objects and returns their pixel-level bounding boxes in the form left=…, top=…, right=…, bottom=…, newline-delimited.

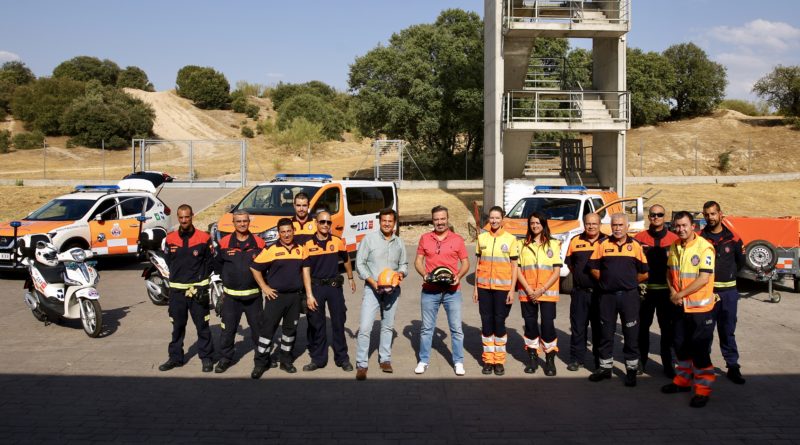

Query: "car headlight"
left=260, top=227, right=278, bottom=244
left=70, top=249, right=86, bottom=262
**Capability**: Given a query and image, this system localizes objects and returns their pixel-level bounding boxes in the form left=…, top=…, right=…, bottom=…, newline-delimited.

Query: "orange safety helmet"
left=376, top=268, right=401, bottom=293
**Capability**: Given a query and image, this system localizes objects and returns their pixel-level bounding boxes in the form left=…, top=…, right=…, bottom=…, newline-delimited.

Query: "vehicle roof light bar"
left=533, top=185, right=587, bottom=194
left=272, top=173, right=333, bottom=183
left=74, top=185, right=120, bottom=193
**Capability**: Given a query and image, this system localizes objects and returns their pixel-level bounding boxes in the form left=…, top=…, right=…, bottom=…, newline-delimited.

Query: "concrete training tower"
left=483, top=0, right=631, bottom=210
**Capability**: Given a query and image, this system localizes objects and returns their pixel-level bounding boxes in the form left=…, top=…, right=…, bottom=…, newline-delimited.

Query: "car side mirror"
left=94, top=214, right=103, bottom=221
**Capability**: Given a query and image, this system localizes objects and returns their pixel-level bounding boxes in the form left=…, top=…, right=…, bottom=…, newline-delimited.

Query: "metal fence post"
left=189, top=141, right=194, bottom=183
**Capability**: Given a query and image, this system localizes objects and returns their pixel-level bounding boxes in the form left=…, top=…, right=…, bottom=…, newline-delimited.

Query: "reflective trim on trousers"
left=257, top=336, right=273, bottom=354
left=524, top=336, right=540, bottom=350
left=599, top=357, right=614, bottom=369
left=542, top=338, right=558, bottom=353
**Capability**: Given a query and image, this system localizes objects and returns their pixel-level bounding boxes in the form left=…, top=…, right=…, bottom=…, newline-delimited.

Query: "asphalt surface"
left=0, top=246, right=799, bottom=444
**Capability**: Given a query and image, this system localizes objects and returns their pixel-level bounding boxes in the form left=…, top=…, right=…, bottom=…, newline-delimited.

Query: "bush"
left=60, top=80, right=155, bottom=148
left=230, top=91, right=248, bottom=113
left=269, top=81, right=336, bottom=110
left=10, top=77, right=86, bottom=134
left=719, top=99, right=770, bottom=116
left=0, top=129, right=11, bottom=153
left=276, top=93, right=345, bottom=140
left=241, top=126, right=254, bottom=138
left=12, top=131, right=44, bottom=149
left=718, top=149, right=734, bottom=173
left=235, top=81, right=266, bottom=97
left=175, top=66, right=230, bottom=109
left=117, top=66, right=154, bottom=91
left=0, top=61, right=35, bottom=112
left=53, top=56, right=120, bottom=86
left=275, top=117, right=324, bottom=153
left=245, top=103, right=260, bottom=119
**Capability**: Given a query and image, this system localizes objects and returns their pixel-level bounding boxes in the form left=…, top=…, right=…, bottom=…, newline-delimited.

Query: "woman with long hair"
left=515, top=211, right=562, bottom=376
left=473, top=206, right=519, bottom=376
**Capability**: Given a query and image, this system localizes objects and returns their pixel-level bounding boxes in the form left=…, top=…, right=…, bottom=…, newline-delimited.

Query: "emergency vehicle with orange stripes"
left=0, top=179, right=170, bottom=268
left=499, top=185, right=644, bottom=292
left=210, top=174, right=398, bottom=254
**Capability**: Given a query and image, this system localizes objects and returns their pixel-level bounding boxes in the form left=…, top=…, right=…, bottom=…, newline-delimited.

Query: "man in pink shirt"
left=413, top=205, right=470, bottom=376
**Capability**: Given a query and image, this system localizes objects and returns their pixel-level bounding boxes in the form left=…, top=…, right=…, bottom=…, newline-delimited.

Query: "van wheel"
left=560, top=273, right=573, bottom=294
left=794, top=275, right=800, bottom=294
left=744, top=240, right=777, bottom=271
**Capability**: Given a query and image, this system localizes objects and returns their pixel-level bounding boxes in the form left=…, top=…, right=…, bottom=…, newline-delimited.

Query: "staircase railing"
left=504, top=0, right=630, bottom=27
left=504, top=90, right=629, bottom=125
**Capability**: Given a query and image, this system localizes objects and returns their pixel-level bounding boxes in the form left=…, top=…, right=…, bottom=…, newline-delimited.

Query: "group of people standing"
left=156, top=192, right=745, bottom=409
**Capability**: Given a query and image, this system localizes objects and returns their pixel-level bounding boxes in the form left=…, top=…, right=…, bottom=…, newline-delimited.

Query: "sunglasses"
left=649, top=213, right=665, bottom=218
left=317, top=220, right=332, bottom=225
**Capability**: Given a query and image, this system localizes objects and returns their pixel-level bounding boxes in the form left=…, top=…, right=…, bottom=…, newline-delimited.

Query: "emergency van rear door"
left=342, top=184, right=397, bottom=253
left=596, top=198, right=645, bottom=233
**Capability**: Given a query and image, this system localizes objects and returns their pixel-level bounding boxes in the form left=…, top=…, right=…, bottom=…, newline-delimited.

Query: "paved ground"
left=1, top=246, right=799, bottom=444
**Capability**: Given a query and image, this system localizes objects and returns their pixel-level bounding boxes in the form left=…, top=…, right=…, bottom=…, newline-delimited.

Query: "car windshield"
left=25, top=199, right=96, bottom=221
left=507, top=197, right=582, bottom=221
left=235, top=185, right=321, bottom=216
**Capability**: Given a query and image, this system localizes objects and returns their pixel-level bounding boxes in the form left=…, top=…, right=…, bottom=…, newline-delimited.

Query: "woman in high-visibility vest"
left=515, top=211, right=562, bottom=376
left=473, top=206, right=519, bottom=376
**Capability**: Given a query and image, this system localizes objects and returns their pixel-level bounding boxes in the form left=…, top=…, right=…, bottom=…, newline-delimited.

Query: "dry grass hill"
left=1, top=89, right=800, bottom=235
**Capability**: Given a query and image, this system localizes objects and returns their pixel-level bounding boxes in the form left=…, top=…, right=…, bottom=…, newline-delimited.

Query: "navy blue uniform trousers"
left=219, top=294, right=262, bottom=363
left=306, top=284, right=349, bottom=366
left=168, top=289, right=214, bottom=362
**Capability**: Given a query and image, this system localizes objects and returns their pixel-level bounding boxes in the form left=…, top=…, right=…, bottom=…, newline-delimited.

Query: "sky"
left=1, top=0, right=798, bottom=100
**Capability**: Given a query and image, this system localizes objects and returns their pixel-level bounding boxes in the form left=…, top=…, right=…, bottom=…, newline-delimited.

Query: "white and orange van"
left=0, top=179, right=170, bottom=268
left=211, top=174, right=398, bottom=253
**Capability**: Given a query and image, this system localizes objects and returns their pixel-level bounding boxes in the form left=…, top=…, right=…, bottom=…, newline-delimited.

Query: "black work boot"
left=544, top=351, right=557, bottom=376
left=636, top=359, right=645, bottom=376
left=589, top=368, right=612, bottom=382
left=524, top=350, right=538, bottom=374
left=727, top=365, right=746, bottom=385
left=624, top=368, right=637, bottom=387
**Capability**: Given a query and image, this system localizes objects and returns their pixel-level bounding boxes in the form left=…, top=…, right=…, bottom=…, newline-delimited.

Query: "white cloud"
left=704, top=20, right=800, bottom=99
left=0, top=51, right=21, bottom=63
left=709, top=19, right=800, bottom=52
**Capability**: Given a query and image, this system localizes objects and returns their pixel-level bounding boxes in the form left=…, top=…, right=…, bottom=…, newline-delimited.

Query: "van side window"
left=314, top=187, right=340, bottom=214
left=591, top=198, right=606, bottom=219
left=346, top=187, right=394, bottom=216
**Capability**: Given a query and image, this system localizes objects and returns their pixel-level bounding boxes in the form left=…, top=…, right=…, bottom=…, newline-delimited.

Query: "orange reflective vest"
left=516, top=238, right=562, bottom=302
left=667, top=235, right=717, bottom=313
left=475, top=229, right=519, bottom=291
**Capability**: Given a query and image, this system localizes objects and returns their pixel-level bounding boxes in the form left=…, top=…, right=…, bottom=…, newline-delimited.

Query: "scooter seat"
left=34, top=263, right=66, bottom=284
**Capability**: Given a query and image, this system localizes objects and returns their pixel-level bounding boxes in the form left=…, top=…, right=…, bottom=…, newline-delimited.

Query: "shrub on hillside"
left=230, top=90, right=248, bottom=113
left=60, top=80, right=154, bottom=148
left=12, top=131, right=44, bottom=149
left=719, top=99, right=770, bottom=116
left=269, top=81, right=336, bottom=110
left=0, top=61, right=36, bottom=113
left=53, top=56, right=121, bottom=86
left=235, top=81, right=266, bottom=97
left=274, top=117, right=325, bottom=154
left=11, top=77, right=86, bottom=134
left=117, top=66, right=155, bottom=91
left=245, top=104, right=260, bottom=119
left=175, top=66, right=230, bottom=109
left=276, top=94, right=345, bottom=140
left=241, top=126, right=254, bottom=138
left=0, top=130, right=11, bottom=153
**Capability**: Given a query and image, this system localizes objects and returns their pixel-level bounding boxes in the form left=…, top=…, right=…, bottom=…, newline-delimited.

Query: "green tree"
left=52, top=56, right=121, bottom=86
left=0, top=61, right=36, bottom=113
left=270, top=80, right=336, bottom=110
left=276, top=93, right=345, bottom=140
left=175, top=66, right=230, bottom=109
left=752, top=65, right=800, bottom=117
left=0, top=129, right=11, bottom=153
left=117, top=66, right=155, bottom=91
left=10, top=77, right=86, bottom=134
left=663, top=43, right=727, bottom=119
left=12, top=130, right=44, bottom=149
left=627, top=47, right=675, bottom=126
left=349, top=8, right=483, bottom=178
left=60, top=80, right=154, bottom=148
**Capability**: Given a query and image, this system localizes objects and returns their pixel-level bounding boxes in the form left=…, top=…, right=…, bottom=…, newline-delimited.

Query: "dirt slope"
left=123, top=89, right=236, bottom=141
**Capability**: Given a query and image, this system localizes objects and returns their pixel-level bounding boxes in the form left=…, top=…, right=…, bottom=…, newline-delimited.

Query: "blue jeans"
left=419, top=289, right=464, bottom=365
left=356, top=286, right=400, bottom=369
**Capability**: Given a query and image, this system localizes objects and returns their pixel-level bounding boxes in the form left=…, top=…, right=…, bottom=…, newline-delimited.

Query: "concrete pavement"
left=0, top=246, right=799, bottom=444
